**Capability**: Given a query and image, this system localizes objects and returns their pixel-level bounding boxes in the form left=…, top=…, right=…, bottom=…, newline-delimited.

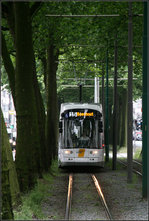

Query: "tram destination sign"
left=69, top=111, right=94, bottom=117
left=62, top=109, right=102, bottom=119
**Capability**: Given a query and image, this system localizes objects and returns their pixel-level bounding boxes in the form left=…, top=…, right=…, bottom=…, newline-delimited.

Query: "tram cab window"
left=62, top=109, right=102, bottom=149
left=59, top=121, right=63, bottom=133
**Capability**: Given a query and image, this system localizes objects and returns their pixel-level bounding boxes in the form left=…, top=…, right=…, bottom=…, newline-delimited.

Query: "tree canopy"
left=2, top=1, right=143, bottom=101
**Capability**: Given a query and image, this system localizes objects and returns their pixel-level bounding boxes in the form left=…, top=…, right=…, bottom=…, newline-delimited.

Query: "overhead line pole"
left=112, top=35, right=118, bottom=170
left=127, top=1, right=133, bottom=183
left=147, top=0, right=149, bottom=200
left=79, top=84, right=82, bottom=102
left=102, top=65, right=105, bottom=116
left=105, top=47, right=109, bottom=162
left=142, top=1, right=148, bottom=199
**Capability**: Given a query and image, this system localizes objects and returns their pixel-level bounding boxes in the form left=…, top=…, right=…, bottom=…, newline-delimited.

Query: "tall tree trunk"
left=1, top=110, right=21, bottom=207
left=117, top=88, right=128, bottom=148
left=120, top=88, right=128, bottom=147
left=32, top=60, right=48, bottom=172
left=2, top=33, right=16, bottom=107
left=2, top=111, right=14, bottom=220
left=5, top=137, right=21, bottom=207
left=3, top=3, right=47, bottom=174
left=14, top=2, right=40, bottom=192
left=46, top=42, right=59, bottom=164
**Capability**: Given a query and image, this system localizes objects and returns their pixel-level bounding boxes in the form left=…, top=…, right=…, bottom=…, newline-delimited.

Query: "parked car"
left=133, top=130, right=142, bottom=141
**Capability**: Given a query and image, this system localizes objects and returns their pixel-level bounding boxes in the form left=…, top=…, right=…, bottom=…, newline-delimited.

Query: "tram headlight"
left=13, top=141, right=16, bottom=146
left=92, top=150, right=98, bottom=155
left=64, top=150, right=73, bottom=154
left=9, top=139, right=13, bottom=144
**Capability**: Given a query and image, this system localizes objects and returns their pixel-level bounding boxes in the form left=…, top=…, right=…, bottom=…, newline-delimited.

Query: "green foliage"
left=35, top=57, right=46, bottom=105
left=127, top=174, right=141, bottom=190
left=1, top=64, right=9, bottom=89
left=13, top=159, right=59, bottom=220
left=2, top=2, right=143, bottom=104
left=133, top=148, right=142, bottom=160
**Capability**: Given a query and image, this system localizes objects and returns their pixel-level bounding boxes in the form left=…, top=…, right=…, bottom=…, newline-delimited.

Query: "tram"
left=58, top=103, right=104, bottom=167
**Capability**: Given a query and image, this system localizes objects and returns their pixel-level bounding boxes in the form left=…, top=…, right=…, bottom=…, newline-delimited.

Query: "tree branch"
left=2, top=3, right=8, bottom=18
left=1, top=32, right=16, bottom=107
left=30, top=2, right=43, bottom=20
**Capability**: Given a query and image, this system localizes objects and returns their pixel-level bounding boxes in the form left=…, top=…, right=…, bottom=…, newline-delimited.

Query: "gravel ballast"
left=41, top=164, right=148, bottom=220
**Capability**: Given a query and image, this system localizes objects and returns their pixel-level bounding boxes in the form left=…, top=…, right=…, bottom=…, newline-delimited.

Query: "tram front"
left=58, top=105, right=104, bottom=167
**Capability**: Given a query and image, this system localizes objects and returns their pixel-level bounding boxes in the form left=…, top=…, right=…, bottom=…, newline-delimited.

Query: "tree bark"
left=1, top=111, right=14, bottom=220
left=46, top=41, right=59, bottom=163
left=32, top=59, right=48, bottom=172
left=14, top=2, right=41, bottom=191
left=117, top=88, right=128, bottom=147
left=121, top=88, right=128, bottom=147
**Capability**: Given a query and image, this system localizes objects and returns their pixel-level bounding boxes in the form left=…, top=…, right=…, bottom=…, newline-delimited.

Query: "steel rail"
left=117, top=159, right=142, bottom=177
left=91, top=174, right=113, bottom=220
left=133, top=159, right=142, bottom=166
left=118, top=153, right=142, bottom=167
left=65, top=174, right=73, bottom=220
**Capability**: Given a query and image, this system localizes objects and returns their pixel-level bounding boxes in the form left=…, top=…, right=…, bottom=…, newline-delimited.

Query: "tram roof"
left=60, top=103, right=102, bottom=114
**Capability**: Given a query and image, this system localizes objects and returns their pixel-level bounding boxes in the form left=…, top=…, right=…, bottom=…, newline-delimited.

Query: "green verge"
left=14, top=159, right=60, bottom=220
left=105, top=157, right=141, bottom=192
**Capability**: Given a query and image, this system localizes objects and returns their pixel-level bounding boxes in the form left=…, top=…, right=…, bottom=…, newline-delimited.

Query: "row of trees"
left=2, top=2, right=59, bottom=219
left=1, top=1, right=143, bottom=219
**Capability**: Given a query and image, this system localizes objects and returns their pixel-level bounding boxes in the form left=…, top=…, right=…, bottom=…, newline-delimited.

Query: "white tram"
left=58, top=103, right=104, bottom=167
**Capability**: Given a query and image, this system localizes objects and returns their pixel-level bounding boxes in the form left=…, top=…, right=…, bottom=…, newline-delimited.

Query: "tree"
left=14, top=2, right=41, bottom=191
left=45, top=32, right=59, bottom=162
left=2, top=2, right=48, bottom=191
left=1, top=111, right=14, bottom=220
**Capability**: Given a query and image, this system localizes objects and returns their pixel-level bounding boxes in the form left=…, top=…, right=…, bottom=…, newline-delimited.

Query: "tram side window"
left=99, top=121, right=103, bottom=133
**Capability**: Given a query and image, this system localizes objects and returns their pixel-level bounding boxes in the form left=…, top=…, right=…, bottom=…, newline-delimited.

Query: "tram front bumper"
left=58, top=157, right=104, bottom=167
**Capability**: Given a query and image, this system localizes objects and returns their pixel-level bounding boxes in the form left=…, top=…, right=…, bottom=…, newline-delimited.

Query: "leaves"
left=2, top=1, right=144, bottom=101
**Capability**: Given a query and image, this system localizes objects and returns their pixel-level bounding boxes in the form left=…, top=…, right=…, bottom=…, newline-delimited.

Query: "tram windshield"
left=62, top=109, right=102, bottom=149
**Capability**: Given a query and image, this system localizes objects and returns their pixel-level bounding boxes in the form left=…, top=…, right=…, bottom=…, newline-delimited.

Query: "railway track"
left=133, top=159, right=142, bottom=167
left=65, top=174, right=73, bottom=220
left=117, top=159, right=142, bottom=177
left=65, top=173, right=112, bottom=220
left=91, top=174, right=112, bottom=220
left=117, top=153, right=142, bottom=177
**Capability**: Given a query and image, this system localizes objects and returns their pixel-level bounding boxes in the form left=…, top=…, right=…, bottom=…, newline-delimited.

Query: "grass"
left=14, top=159, right=60, bottom=220
left=117, top=146, right=127, bottom=153
left=133, top=148, right=142, bottom=160
left=104, top=157, right=124, bottom=170
left=127, top=174, right=141, bottom=190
